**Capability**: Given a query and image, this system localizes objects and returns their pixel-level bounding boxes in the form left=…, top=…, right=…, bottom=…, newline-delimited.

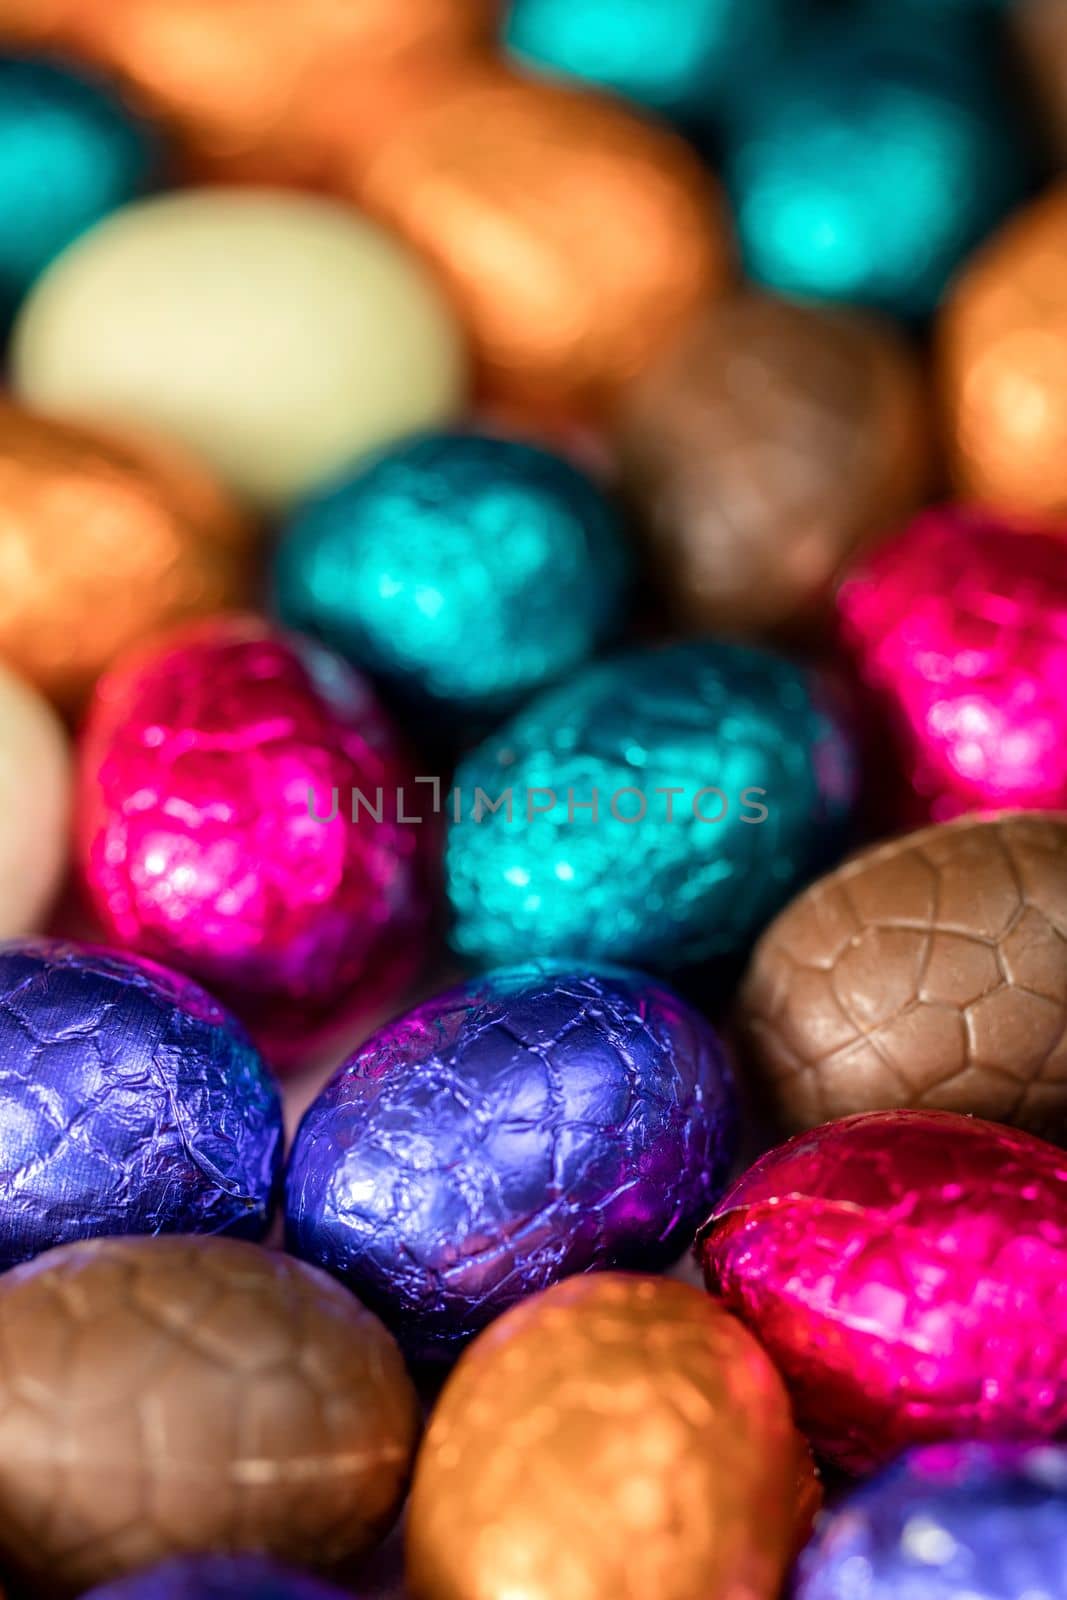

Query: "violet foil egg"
left=81, top=1555, right=359, bottom=1600
left=75, top=615, right=430, bottom=1065
left=837, top=506, right=1067, bottom=821
left=286, top=964, right=737, bottom=1361
left=699, top=1109, right=1067, bottom=1473
left=0, top=938, right=282, bottom=1267
left=794, top=1441, right=1067, bottom=1600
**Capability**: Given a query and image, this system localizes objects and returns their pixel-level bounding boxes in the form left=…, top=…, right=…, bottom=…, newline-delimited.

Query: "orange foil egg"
left=0, top=402, right=253, bottom=709
left=345, top=62, right=733, bottom=417
left=406, top=1273, right=820, bottom=1600
left=941, top=183, right=1067, bottom=516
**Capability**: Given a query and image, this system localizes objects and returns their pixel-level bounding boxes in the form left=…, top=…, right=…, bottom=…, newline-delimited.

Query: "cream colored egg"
left=12, top=189, right=468, bottom=509
left=0, top=663, right=70, bottom=936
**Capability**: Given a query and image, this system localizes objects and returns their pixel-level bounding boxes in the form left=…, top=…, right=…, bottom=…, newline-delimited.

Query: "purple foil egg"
left=0, top=938, right=282, bottom=1268
left=80, top=1555, right=358, bottom=1600
left=285, top=963, right=737, bottom=1361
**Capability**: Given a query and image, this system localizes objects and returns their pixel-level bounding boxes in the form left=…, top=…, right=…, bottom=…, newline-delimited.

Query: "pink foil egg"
left=836, top=506, right=1067, bottom=822
left=76, top=615, right=431, bottom=1066
left=699, top=1110, right=1067, bottom=1474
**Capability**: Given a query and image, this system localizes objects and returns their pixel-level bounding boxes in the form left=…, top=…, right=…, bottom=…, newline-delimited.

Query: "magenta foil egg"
left=836, top=506, right=1067, bottom=821
left=76, top=615, right=430, bottom=1065
left=699, top=1110, right=1067, bottom=1474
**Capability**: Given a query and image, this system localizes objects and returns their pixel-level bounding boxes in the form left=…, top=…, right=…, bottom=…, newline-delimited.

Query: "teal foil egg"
left=724, top=16, right=1032, bottom=319
left=0, top=58, right=159, bottom=317
left=274, top=431, right=629, bottom=719
left=446, top=640, right=856, bottom=970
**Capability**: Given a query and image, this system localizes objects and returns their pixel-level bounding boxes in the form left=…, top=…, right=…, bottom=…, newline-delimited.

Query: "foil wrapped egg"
left=0, top=938, right=282, bottom=1265
left=836, top=506, right=1067, bottom=820
left=738, top=812, right=1067, bottom=1139
left=82, top=1556, right=358, bottom=1600
left=941, top=183, right=1067, bottom=515
left=795, top=1441, right=1067, bottom=1600
left=446, top=639, right=857, bottom=971
left=75, top=616, right=430, bottom=1066
left=406, top=1273, right=820, bottom=1600
left=285, top=964, right=737, bottom=1361
left=274, top=432, right=630, bottom=720
left=0, top=1236, right=420, bottom=1595
left=346, top=61, right=733, bottom=416
left=12, top=189, right=467, bottom=510
left=0, top=664, right=69, bottom=936
left=699, top=1109, right=1067, bottom=1473
left=0, top=402, right=253, bottom=709
left=614, top=293, right=931, bottom=637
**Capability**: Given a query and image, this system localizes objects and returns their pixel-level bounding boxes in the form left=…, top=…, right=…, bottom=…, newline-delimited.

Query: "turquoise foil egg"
left=274, top=432, right=629, bottom=720
left=0, top=58, right=159, bottom=317
left=446, top=640, right=857, bottom=970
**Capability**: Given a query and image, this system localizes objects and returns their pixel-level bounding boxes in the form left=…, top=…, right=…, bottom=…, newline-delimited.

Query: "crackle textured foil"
left=446, top=640, right=857, bottom=971
left=77, top=616, right=430, bottom=1065
left=700, top=1109, right=1067, bottom=1473
left=82, top=1556, right=358, bottom=1600
left=795, top=1441, right=1067, bottom=1600
left=286, top=964, right=737, bottom=1361
left=274, top=432, right=629, bottom=718
left=406, top=1273, right=821, bottom=1600
left=837, top=506, right=1067, bottom=820
left=0, top=939, right=282, bottom=1267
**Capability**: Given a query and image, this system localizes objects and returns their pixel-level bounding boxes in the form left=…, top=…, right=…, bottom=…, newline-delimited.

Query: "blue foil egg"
left=445, top=640, right=856, bottom=972
left=0, top=939, right=282, bottom=1267
left=273, top=432, right=629, bottom=720
left=285, top=963, right=737, bottom=1361
left=82, top=1556, right=356, bottom=1600
left=795, top=1442, right=1067, bottom=1600
left=0, top=58, right=159, bottom=317
left=723, top=15, right=1032, bottom=319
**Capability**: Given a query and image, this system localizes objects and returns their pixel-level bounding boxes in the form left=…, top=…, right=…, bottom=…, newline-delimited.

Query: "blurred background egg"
left=0, top=663, right=69, bottom=935
left=82, top=1557, right=359, bottom=1600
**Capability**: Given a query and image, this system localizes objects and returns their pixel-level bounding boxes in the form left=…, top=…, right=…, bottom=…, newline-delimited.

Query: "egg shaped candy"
left=837, top=507, right=1067, bottom=820
left=699, top=1109, right=1067, bottom=1472
left=274, top=432, right=629, bottom=719
left=82, top=1556, right=362, bottom=1600
left=446, top=640, right=857, bottom=971
left=12, top=189, right=467, bottom=510
left=406, top=1273, right=820, bottom=1600
left=0, top=939, right=282, bottom=1266
left=76, top=617, right=430, bottom=1065
left=795, top=1442, right=1067, bottom=1600
left=0, top=1236, right=419, bottom=1595
left=286, top=964, right=737, bottom=1361
left=0, top=665, right=69, bottom=936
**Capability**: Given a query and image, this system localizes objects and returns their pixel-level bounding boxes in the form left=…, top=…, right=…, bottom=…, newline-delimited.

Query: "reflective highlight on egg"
left=700, top=1110, right=1067, bottom=1472
left=0, top=664, right=69, bottom=936
left=406, top=1273, right=820, bottom=1600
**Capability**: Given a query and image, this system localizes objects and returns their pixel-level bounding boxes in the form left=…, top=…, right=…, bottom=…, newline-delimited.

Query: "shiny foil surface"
left=699, top=1109, right=1067, bottom=1472
left=941, top=183, right=1067, bottom=515
left=738, top=812, right=1067, bottom=1138
left=615, top=293, right=931, bottom=637
left=0, top=938, right=282, bottom=1266
left=446, top=640, right=857, bottom=971
left=406, top=1273, right=821, bottom=1600
left=274, top=432, right=630, bottom=719
left=837, top=506, right=1067, bottom=820
left=794, top=1441, right=1067, bottom=1600
left=0, top=402, right=253, bottom=709
left=285, top=964, right=738, bottom=1362
left=76, top=616, right=430, bottom=1066
left=0, top=1236, right=420, bottom=1595
left=349, top=62, right=733, bottom=415
left=83, top=1557, right=358, bottom=1600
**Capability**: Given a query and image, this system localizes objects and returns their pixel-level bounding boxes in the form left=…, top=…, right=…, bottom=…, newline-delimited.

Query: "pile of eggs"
left=0, top=2, right=1066, bottom=1598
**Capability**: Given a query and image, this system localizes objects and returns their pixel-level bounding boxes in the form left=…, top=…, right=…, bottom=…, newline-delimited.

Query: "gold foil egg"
left=346, top=62, right=733, bottom=417
left=615, top=292, right=931, bottom=636
left=941, top=183, right=1067, bottom=515
left=406, top=1273, right=820, bottom=1600
left=0, top=401, right=253, bottom=708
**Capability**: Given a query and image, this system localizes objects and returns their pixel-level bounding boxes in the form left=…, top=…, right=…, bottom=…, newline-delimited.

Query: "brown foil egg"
left=0, top=1236, right=420, bottom=1597
left=615, top=292, right=931, bottom=636
left=345, top=62, right=732, bottom=418
left=406, top=1273, right=820, bottom=1600
left=737, top=811, right=1067, bottom=1138
left=1014, top=0, right=1067, bottom=166
left=941, top=183, right=1067, bottom=516
left=0, top=402, right=253, bottom=709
